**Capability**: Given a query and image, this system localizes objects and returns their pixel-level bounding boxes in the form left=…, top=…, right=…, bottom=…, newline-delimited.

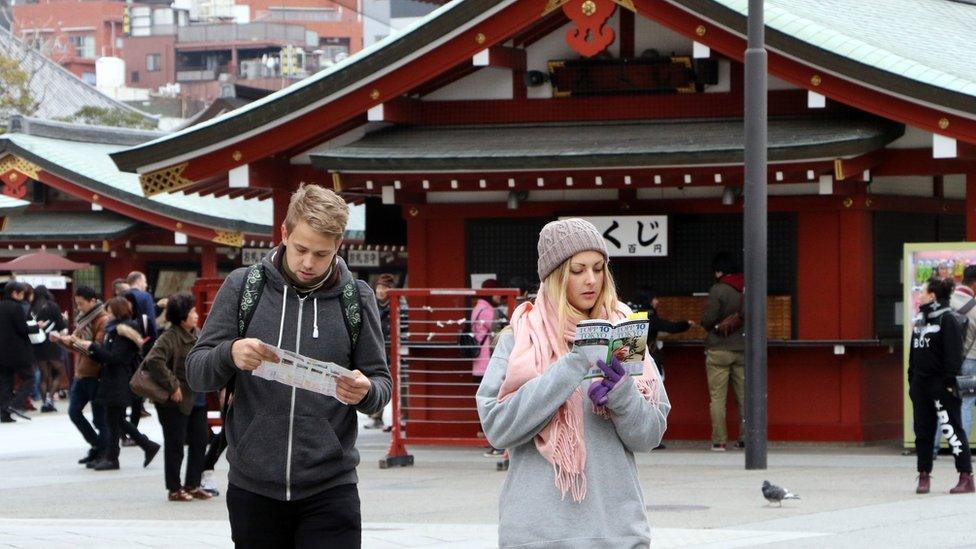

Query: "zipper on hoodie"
left=285, top=294, right=306, bottom=501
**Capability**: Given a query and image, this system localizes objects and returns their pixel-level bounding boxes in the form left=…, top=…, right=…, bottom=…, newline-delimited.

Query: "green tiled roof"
left=311, top=117, right=903, bottom=171
left=0, top=212, right=138, bottom=241
left=712, top=0, right=976, bottom=98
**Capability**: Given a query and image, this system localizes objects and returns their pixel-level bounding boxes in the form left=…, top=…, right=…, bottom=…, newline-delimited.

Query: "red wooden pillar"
left=200, top=244, right=217, bottom=279
left=967, top=172, right=976, bottom=241
left=838, top=205, right=873, bottom=339
left=272, top=186, right=290, bottom=244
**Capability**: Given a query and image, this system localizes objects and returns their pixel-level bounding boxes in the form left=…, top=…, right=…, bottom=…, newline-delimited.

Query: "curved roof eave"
left=0, top=139, right=271, bottom=236
left=671, top=0, right=976, bottom=118
left=109, top=0, right=504, bottom=173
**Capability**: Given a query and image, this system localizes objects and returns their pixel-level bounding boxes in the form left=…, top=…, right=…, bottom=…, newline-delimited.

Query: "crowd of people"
left=0, top=271, right=220, bottom=500
left=18, top=183, right=971, bottom=549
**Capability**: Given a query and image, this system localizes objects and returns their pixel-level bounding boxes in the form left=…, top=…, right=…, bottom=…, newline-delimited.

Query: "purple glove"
left=597, top=357, right=627, bottom=388
left=588, top=380, right=611, bottom=407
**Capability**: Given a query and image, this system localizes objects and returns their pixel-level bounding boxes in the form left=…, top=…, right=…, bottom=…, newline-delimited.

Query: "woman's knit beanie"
left=536, top=218, right=609, bottom=281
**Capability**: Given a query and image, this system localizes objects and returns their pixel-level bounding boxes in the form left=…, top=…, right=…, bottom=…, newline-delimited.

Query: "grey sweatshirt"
left=186, top=251, right=392, bottom=502
left=477, top=333, right=671, bottom=548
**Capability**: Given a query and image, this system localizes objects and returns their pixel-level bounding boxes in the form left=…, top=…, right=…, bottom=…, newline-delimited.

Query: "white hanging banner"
left=567, top=216, right=669, bottom=257
left=14, top=274, right=68, bottom=289
left=242, top=248, right=265, bottom=266
left=347, top=249, right=380, bottom=268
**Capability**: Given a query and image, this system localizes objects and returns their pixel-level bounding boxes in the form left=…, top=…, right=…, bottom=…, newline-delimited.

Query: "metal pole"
left=744, top=0, right=768, bottom=470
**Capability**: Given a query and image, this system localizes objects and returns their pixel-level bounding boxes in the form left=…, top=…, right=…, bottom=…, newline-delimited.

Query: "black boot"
left=78, top=448, right=98, bottom=465
left=143, top=441, right=161, bottom=468
left=92, top=459, right=120, bottom=471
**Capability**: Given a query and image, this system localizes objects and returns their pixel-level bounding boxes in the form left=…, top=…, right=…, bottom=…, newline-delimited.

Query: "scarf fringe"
left=550, top=389, right=587, bottom=503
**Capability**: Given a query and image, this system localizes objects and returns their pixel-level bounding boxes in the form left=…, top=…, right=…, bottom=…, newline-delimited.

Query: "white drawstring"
left=312, top=298, right=319, bottom=339
left=276, top=286, right=288, bottom=347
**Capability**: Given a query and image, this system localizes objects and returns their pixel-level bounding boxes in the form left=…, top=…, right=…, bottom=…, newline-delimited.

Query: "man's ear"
left=280, top=223, right=289, bottom=245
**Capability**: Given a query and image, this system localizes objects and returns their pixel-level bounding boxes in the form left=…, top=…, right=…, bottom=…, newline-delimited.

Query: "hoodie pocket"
left=233, top=413, right=288, bottom=485
left=289, top=414, right=345, bottom=486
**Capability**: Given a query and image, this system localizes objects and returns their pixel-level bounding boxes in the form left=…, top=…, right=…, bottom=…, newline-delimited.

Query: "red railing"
left=381, top=288, right=519, bottom=468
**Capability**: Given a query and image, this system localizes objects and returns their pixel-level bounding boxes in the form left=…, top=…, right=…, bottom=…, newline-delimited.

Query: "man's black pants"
left=227, top=483, right=361, bottom=549
left=911, top=377, right=973, bottom=474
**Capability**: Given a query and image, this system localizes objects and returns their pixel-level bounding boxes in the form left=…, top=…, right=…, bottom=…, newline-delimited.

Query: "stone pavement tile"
left=651, top=527, right=824, bottom=548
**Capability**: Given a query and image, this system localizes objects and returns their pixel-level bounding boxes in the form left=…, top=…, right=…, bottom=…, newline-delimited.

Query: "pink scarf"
left=497, top=288, right=662, bottom=502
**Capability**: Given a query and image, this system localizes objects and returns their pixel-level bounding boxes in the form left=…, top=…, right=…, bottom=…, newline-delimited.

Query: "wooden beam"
left=873, top=149, right=976, bottom=176
left=472, top=46, right=526, bottom=71
left=967, top=173, right=976, bottom=241
left=365, top=89, right=826, bottom=125
left=833, top=149, right=885, bottom=181
left=619, top=8, right=635, bottom=58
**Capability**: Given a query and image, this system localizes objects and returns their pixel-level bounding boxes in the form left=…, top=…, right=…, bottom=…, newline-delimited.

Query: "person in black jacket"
left=31, top=286, right=67, bottom=413
left=910, top=277, right=974, bottom=494
left=0, top=282, right=40, bottom=423
left=629, top=286, right=696, bottom=380
left=68, top=296, right=160, bottom=470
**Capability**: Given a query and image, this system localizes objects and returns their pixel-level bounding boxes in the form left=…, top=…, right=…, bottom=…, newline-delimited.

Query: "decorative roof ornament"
left=542, top=0, right=635, bottom=57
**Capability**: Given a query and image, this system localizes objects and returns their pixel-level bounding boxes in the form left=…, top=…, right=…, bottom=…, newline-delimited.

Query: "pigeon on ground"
left=762, top=480, right=800, bottom=506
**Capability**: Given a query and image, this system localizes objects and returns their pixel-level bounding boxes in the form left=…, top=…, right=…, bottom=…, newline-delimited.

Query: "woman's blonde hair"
left=543, top=254, right=619, bottom=354
left=284, top=184, right=349, bottom=239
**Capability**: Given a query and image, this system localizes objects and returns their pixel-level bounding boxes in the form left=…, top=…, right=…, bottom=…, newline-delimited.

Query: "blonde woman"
left=477, top=218, right=670, bottom=548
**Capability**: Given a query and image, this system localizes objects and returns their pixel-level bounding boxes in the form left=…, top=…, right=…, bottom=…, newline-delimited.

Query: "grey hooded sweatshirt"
left=186, top=250, right=391, bottom=502
left=477, top=332, right=670, bottom=548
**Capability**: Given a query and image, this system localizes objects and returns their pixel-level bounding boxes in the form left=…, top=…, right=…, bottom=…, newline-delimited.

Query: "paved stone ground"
left=2, top=405, right=975, bottom=548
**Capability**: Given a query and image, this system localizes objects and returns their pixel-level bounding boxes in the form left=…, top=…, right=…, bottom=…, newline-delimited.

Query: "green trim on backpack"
left=238, top=264, right=266, bottom=338
left=339, top=280, right=362, bottom=349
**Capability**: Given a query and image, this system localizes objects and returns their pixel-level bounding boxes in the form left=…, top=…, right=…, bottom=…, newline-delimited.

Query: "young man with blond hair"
left=187, top=185, right=391, bottom=548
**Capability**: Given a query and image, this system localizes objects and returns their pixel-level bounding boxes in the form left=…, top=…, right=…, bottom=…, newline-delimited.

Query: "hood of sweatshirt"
left=719, top=273, right=745, bottom=293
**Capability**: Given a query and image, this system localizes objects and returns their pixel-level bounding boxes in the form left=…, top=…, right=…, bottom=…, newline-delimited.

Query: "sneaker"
left=200, top=471, right=220, bottom=497
left=92, top=459, right=120, bottom=471
left=58, top=389, right=68, bottom=399
left=143, top=441, right=161, bottom=468
left=40, top=401, right=57, bottom=413
left=0, top=414, right=14, bottom=423
left=483, top=448, right=504, bottom=458
left=168, top=489, right=194, bottom=502
left=734, top=441, right=745, bottom=449
left=364, top=418, right=385, bottom=430
left=711, top=443, right=727, bottom=452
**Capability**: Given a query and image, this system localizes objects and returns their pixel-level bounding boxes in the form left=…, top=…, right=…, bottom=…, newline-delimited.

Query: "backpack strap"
left=959, top=297, right=976, bottom=317
left=225, top=264, right=265, bottom=421
left=339, top=279, right=363, bottom=351
left=238, top=264, right=266, bottom=338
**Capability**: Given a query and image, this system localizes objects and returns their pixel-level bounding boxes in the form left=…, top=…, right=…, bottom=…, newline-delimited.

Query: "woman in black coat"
left=70, top=296, right=160, bottom=470
left=0, top=282, right=39, bottom=423
left=31, top=285, right=67, bottom=412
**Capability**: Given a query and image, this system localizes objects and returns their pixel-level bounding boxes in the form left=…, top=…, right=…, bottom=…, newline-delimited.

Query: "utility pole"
left=744, top=0, right=768, bottom=470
